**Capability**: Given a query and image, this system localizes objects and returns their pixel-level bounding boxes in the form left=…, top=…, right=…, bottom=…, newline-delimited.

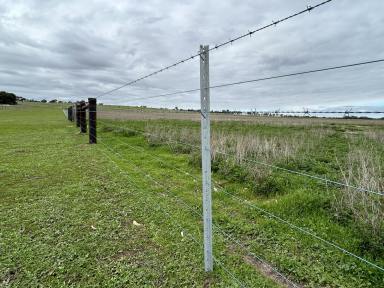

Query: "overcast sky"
left=0, top=0, right=383, bottom=110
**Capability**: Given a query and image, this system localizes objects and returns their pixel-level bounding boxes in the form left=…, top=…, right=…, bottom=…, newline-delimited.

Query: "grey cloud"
left=0, top=0, right=383, bottom=109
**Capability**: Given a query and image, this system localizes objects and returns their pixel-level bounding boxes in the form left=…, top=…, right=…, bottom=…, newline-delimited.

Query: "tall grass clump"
left=142, top=123, right=329, bottom=195
left=335, top=143, right=384, bottom=252
left=145, top=125, right=199, bottom=154
left=364, top=129, right=384, bottom=144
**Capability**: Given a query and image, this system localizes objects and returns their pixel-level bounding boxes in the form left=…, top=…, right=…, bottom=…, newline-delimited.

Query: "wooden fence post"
left=88, top=98, right=97, bottom=144
left=76, top=102, right=80, bottom=127
left=68, top=106, right=73, bottom=121
left=80, top=100, right=87, bottom=133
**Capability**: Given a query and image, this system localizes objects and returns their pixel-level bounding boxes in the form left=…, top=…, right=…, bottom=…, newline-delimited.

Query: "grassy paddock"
left=1, top=103, right=383, bottom=287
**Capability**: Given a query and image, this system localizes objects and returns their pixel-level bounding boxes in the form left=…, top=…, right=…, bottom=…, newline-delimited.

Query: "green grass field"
left=1, top=103, right=383, bottom=287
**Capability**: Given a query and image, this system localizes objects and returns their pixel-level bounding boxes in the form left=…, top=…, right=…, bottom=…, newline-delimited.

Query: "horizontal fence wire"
left=95, top=0, right=333, bottom=100
left=97, top=120, right=384, bottom=197
left=97, top=138, right=247, bottom=287
left=97, top=121, right=384, bottom=272
left=93, top=58, right=384, bottom=103
left=100, top=133, right=300, bottom=287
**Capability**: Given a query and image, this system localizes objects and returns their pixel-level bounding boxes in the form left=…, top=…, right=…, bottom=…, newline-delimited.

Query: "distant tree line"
left=27, top=98, right=62, bottom=103
left=168, top=106, right=382, bottom=120
left=0, top=93, right=71, bottom=105
left=0, top=91, right=17, bottom=105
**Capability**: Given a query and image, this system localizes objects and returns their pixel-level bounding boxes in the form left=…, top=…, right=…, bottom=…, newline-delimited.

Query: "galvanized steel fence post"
left=200, top=45, right=213, bottom=272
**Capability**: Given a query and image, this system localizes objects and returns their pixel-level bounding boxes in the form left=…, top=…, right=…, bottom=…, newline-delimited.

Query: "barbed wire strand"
left=95, top=0, right=333, bottom=99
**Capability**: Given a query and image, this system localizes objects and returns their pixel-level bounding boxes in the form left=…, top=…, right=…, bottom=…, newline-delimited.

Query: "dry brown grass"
left=143, top=123, right=331, bottom=183
left=335, top=144, right=384, bottom=242
left=364, top=130, right=384, bottom=144
left=211, top=132, right=309, bottom=163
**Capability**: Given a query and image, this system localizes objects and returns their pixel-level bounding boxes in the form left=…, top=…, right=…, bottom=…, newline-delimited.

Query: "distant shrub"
left=41, top=99, right=47, bottom=103
left=212, top=157, right=249, bottom=182
left=117, top=128, right=137, bottom=137
left=0, top=91, right=17, bottom=105
left=254, top=174, right=291, bottom=196
left=101, top=126, right=114, bottom=132
left=49, top=99, right=57, bottom=103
